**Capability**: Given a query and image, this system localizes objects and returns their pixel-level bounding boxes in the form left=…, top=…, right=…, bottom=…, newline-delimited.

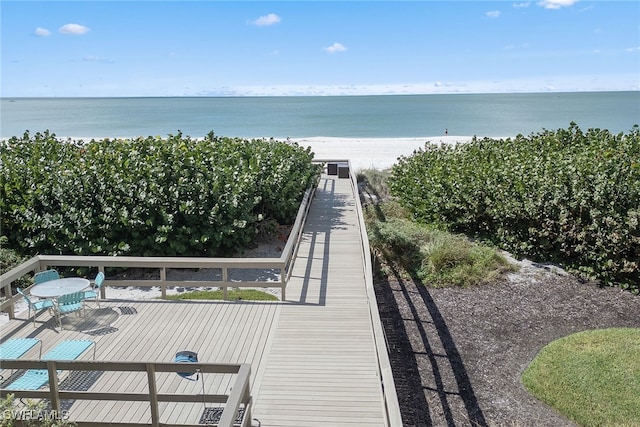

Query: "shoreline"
left=292, top=135, right=477, bottom=171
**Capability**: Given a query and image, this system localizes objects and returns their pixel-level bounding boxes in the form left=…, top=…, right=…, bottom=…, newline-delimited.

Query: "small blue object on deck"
left=4, top=340, right=95, bottom=391
left=0, top=338, right=42, bottom=359
left=175, top=350, right=198, bottom=379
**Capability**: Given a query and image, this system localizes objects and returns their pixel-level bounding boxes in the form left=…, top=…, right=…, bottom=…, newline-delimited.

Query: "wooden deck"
left=1, top=174, right=391, bottom=426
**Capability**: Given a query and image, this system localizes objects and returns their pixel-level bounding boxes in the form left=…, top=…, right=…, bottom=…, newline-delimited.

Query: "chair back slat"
left=16, top=288, right=31, bottom=304
left=58, top=291, right=84, bottom=305
left=94, top=272, right=105, bottom=289
left=34, top=269, right=60, bottom=284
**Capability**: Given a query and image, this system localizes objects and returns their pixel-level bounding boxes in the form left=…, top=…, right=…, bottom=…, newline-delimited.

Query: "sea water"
left=1, top=91, right=638, bottom=140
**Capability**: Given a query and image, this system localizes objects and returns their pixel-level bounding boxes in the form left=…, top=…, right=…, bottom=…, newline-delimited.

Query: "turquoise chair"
left=55, top=291, right=86, bottom=331
left=0, top=338, right=42, bottom=360
left=82, top=271, right=105, bottom=307
left=33, top=269, right=60, bottom=284
left=0, top=338, right=43, bottom=379
left=4, top=340, right=95, bottom=391
left=16, top=288, right=54, bottom=327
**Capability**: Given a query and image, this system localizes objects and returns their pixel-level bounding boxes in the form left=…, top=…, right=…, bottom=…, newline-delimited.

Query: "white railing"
left=0, top=180, right=318, bottom=319
left=0, top=360, right=252, bottom=427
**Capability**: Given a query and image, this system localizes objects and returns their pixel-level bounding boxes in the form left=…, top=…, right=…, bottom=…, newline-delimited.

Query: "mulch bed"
left=375, top=262, right=640, bottom=426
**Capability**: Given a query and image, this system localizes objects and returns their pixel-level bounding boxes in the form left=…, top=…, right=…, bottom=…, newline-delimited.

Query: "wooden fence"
left=0, top=360, right=252, bottom=427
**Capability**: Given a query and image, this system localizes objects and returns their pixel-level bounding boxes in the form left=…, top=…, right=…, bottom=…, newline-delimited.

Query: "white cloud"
left=252, top=13, right=281, bottom=26
left=34, top=27, right=51, bottom=37
left=59, top=23, right=90, bottom=35
left=537, top=0, right=578, bottom=10
left=513, top=2, right=531, bottom=8
left=626, top=46, right=640, bottom=52
left=486, top=10, right=501, bottom=18
left=324, top=42, right=347, bottom=53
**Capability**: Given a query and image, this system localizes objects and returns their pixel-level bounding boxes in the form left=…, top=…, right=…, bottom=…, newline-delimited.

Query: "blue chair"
left=54, top=291, right=86, bottom=331
left=0, top=338, right=43, bottom=379
left=0, top=338, right=43, bottom=360
left=83, top=271, right=105, bottom=307
left=4, top=340, right=95, bottom=391
left=16, top=288, right=54, bottom=327
left=33, top=269, right=60, bottom=284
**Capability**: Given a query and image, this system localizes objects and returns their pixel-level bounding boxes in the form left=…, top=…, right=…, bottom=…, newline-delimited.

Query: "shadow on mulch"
left=376, top=264, right=488, bottom=427
left=375, top=263, right=640, bottom=427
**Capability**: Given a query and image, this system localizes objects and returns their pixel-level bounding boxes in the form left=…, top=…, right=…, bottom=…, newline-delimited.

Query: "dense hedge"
left=389, top=123, right=640, bottom=292
left=1, top=131, right=321, bottom=257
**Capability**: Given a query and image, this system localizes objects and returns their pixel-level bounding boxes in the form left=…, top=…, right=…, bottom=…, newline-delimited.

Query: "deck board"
left=1, top=174, right=389, bottom=426
left=253, top=175, right=386, bottom=426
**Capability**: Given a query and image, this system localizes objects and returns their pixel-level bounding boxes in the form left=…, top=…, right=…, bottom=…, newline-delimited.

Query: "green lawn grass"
left=522, top=328, right=640, bottom=426
left=163, top=289, right=278, bottom=301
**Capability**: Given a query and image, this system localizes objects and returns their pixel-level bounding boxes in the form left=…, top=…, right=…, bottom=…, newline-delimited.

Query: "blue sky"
left=1, top=1, right=638, bottom=97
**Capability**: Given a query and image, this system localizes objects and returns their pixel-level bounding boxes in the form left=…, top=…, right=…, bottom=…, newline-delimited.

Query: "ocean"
left=1, top=92, right=638, bottom=140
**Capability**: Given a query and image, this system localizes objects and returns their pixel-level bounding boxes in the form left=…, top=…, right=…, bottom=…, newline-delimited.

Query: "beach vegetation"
left=521, top=328, right=640, bottom=426
left=0, top=393, right=76, bottom=426
left=163, top=288, right=278, bottom=301
left=388, top=123, right=640, bottom=292
left=0, top=130, right=321, bottom=257
left=359, top=169, right=514, bottom=287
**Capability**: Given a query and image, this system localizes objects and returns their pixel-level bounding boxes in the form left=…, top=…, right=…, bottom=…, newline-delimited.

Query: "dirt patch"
left=376, top=257, right=640, bottom=426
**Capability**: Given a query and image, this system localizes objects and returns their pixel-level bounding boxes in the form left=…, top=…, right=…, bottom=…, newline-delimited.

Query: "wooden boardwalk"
left=1, top=174, right=390, bottom=426
left=253, top=175, right=386, bottom=426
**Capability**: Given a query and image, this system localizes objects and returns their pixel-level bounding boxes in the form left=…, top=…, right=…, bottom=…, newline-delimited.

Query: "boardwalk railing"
left=345, top=163, right=404, bottom=427
left=0, top=180, right=318, bottom=319
left=0, top=360, right=252, bottom=427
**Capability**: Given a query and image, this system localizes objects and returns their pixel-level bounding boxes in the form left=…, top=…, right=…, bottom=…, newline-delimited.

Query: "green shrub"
left=0, top=393, right=75, bottom=426
left=389, top=123, right=640, bottom=291
left=1, top=130, right=321, bottom=257
left=417, top=233, right=515, bottom=287
left=368, top=217, right=432, bottom=270
left=367, top=214, right=514, bottom=286
left=0, top=237, right=28, bottom=275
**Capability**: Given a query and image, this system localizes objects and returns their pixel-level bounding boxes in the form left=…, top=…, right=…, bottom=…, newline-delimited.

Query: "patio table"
left=30, top=277, right=91, bottom=298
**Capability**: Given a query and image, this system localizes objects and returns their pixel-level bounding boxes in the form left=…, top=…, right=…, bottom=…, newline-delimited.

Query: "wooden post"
left=47, top=361, right=61, bottom=412
left=146, top=363, right=160, bottom=426
left=160, top=268, right=167, bottom=299
left=99, top=266, right=106, bottom=299
left=222, top=268, right=228, bottom=300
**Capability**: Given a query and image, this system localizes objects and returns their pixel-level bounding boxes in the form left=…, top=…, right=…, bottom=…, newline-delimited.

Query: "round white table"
left=30, top=277, right=91, bottom=298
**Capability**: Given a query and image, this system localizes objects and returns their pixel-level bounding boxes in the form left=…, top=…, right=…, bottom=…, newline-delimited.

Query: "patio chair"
left=54, top=291, right=86, bottom=331
left=16, top=288, right=55, bottom=327
left=0, top=338, right=43, bottom=380
left=4, top=340, right=95, bottom=391
left=33, top=269, right=60, bottom=284
left=0, top=338, right=42, bottom=360
left=82, top=271, right=105, bottom=307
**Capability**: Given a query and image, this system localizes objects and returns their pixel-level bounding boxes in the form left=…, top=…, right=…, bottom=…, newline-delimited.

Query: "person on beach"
left=445, top=128, right=448, bottom=135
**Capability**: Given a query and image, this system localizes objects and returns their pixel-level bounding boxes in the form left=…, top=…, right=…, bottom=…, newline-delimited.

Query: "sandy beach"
left=293, top=135, right=474, bottom=171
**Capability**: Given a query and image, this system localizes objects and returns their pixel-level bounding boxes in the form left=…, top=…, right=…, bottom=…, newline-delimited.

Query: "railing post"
left=146, top=363, right=160, bottom=427
left=281, top=267, right=286, bottom=301
left=47, top=361, right=61, bottom=412
left=160, top=268, right=167, bottom=299
left=99, top=266, right=106, bottom=299
left=222, top=267, right=228, bottom=300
